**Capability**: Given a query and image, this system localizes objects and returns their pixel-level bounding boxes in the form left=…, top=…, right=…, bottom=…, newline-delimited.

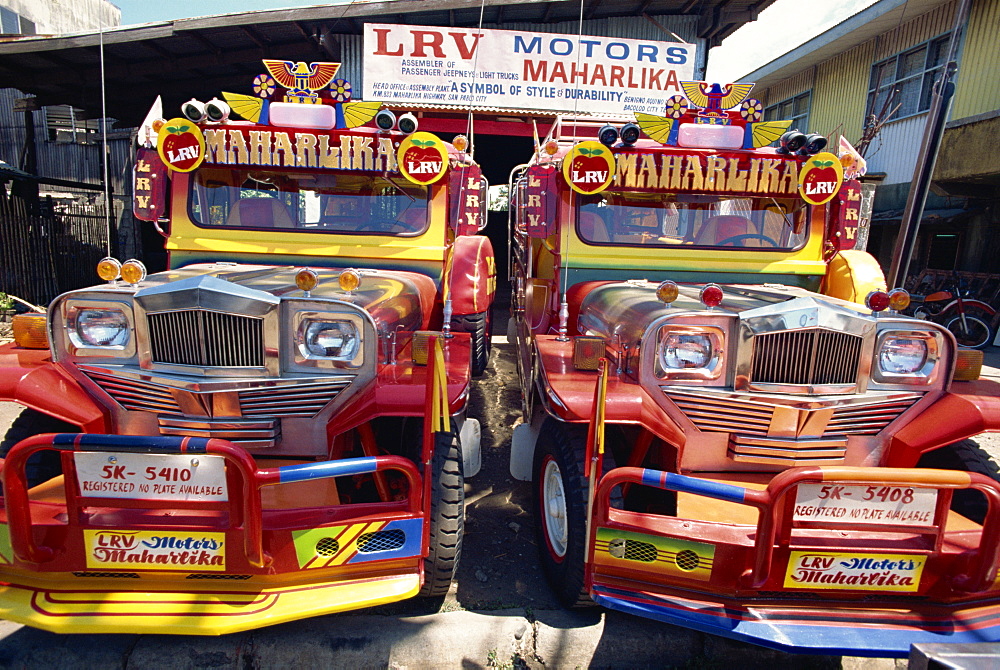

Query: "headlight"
left=878, top=334, right=927, bottom=374
left=655, top=325, right=725, bottom=381
left=299, top=319, right=360, bottom=360
left=75, top=309, right=130, bottom=347
left=660, top=333, right=713, bottom=369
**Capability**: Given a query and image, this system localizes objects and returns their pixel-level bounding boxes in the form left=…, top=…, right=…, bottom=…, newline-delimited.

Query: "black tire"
left=419, top=432, right=465, bottom=597
left=945, top=315, right=993, bottom=349
left=0, top=408, right=76, bottom=487
left=918, top=439, right=1000, bottom=524
left=450, top=310, right=491, bottom=377
left=533, top=418, right=594, bottom=608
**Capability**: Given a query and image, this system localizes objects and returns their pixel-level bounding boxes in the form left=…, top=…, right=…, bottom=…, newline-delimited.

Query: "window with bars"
left=867, top=34, right=951, bottom=121
left=764, top=91, right=810, bottom=134
left=45, top=106, right=102, bottom=144
left=0, top=6, right=33, bottom=35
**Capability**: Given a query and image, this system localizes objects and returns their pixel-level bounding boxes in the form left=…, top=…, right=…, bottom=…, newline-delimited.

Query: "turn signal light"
left=573, top=336, right=604, bottom=370
left=338, top=269, right=361, bottom=292
left=97, top=257, right=121, bottom=282
left=295, top=268, right=318, bottom=293
left=120, top=259, right=147, bottom=285
left=887, top=288, right=911, bottom=312
left=656, top=280, right=679, bottom=304
left=866, top=290, right=890, bottom=312
left=12, top=313, right=48, bottom=349
left=700, top=284, right=724, bottom=308
left=953, top=349, right=983, bottom=381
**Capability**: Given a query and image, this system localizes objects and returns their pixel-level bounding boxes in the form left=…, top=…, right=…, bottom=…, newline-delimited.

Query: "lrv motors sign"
left=363, top=23, right=696, bottom=116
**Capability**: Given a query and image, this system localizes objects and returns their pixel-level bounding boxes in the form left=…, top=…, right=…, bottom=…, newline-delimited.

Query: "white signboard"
left=74, top=452, right=228, bottom=502
left=363, top=23, right=697, bottom=116
left=794, top=483, right=938, bottom=526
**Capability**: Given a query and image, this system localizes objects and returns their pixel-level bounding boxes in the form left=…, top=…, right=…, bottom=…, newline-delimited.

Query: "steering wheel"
left=357, top=219, right=409, bottom=233
left=715, top=233, right=779, bottom=247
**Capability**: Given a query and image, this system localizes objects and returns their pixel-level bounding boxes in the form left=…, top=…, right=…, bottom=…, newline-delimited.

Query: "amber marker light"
left=339, top=269, right=361, bottom=293
left=120, top=259, right=147, bottom=285
left=543, top=140, right=559, bottom=156
left=573, top=336, right=604, bottom=370
left=656, top=280, right=679, bottom=305
left=700, top=283, right=724, bottom=308
left=453, top=134, right=469, bottom=152
left=12, top=313, right=48, bottom=349
left=866, top=290, right=890, bottom=313
left=887, top=288, right=911, bottom=312
left=97, top=257, right=121, bottom=282
left=953, top=349, right=983, bottom=381
left=296, top=268, right=318, bottom=295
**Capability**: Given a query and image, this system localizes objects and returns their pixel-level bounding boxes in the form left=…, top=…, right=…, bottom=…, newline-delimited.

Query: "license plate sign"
left=74, top=452, right=227, bottom=502
left=794, top=483, right=937, bottom=526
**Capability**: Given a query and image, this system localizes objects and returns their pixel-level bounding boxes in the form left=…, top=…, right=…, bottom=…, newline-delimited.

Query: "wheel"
left=945, top=314, right=992, bottom=349
left=0, top=408, right=76, bottom=487
left=419, top=431, right=465, bottom=597
left=918, top=439, right=1000, bottom=524
left=533, top=419, right=594, bottom=608
left=450, top=310, right=491, bottom=377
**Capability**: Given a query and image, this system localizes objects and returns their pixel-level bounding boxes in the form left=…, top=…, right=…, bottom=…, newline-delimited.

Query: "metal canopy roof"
left=0, top=0, right=773, bottom=127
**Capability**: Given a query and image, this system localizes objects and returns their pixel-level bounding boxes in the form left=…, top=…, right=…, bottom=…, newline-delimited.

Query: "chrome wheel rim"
left=541, top=457, right=568, bottom=558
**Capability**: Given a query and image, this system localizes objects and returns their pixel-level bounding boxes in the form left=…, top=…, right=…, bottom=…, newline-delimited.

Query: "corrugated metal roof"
left=0, top=0, right=773, bottom=126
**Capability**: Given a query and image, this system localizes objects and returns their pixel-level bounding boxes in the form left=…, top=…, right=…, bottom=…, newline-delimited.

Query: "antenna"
left=99, top=22, right=111, bottom=259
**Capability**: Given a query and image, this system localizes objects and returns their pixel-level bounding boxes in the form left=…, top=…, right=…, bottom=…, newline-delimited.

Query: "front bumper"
left=588, top=465, right=1000, bottom=657
left=0, top=434, right=427, bottom=634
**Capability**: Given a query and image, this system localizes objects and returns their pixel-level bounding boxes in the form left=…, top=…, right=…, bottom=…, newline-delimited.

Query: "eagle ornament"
left=634, top=81, right=793, bottom=149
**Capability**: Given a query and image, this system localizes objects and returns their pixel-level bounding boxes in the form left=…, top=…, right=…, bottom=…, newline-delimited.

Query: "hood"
left=134, top=263, right=436, bottom=333
left=576, top=281, right=869, bottom=344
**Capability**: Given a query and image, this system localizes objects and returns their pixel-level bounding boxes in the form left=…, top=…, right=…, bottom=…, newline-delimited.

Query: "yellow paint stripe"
left=819, top=467, right=972, bottom=487
left=330, top=521, right=386, bottom=566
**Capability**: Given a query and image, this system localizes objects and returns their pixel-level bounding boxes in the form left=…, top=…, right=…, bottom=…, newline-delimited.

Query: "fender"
left=822, top=249, right=887, bottom=303
left=447, top=235, right=496, bottom=315
left=0, top=344, right=108, bottom=432
left=938, top=299, right=997, bottom=317
left=885, top=378, right=1000, bottom=467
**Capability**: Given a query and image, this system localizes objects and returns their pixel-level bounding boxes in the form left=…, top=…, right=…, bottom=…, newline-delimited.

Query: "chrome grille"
left=85, top=370, right=182, bottom=415
left=238, top=380, right=352, bottom=418
left=665, top=389, right=923, bottom=438
left=751, top=329, right=862, bottom=387
left=147, top=310, right=265, bottom=368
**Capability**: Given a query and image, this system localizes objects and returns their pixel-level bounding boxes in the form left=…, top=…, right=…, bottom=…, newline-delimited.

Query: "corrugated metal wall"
left=873, top=0, right=955, bottom=60
left=811, top=41, right=876, bottom=146
left=343, top=15, right=703, bottom=92
left=758, top=69, right=814, bottom=108
left=864, top=114, right=926, bottom=182
left=951, top=0, right=1000, bottom=120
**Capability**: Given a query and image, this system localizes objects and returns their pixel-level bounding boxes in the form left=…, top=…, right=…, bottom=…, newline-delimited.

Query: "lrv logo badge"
left=798, top=151, right=843, bottom=206
left=563, top=140, right=616, bottom=195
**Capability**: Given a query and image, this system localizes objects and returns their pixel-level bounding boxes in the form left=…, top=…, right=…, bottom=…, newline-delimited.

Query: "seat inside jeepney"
left=226, top=197, right=296, bottom=229
left=579, top=211, right=610, bottom=243
left=696, top=214, right=752, bottom=245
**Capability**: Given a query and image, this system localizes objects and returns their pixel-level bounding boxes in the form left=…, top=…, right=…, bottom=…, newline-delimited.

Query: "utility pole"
left=886, top=0, right=972, bottom=288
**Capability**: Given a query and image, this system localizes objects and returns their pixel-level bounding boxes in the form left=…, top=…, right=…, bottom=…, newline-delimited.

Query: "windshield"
left=577, top=190, right=808, bottom=249
left=190, top=169, right=429, bottom=236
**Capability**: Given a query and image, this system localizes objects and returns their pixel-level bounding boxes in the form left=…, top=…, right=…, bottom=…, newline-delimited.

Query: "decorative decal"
left=745, top=120, right=792, bottom=149
left=739, top=98, right=763, bottom=122
left=253, top=73, right=276, bottom=99
left=84, top=530, right=225, bottom=571
left=291, top=519, right=422, bottom=569
left=525, top=164, right=558, bottom=238
left=784, top=551, right=925, bottom=592
left=397, top=132, right=449, bottom=185
left=829, top=179, right=864, bottom=252
left=202, top=127, right=399, bottom=172
left=156, top=118, right=206, bottom=172
left=634, top=113, right=676, bottom=145
left=798, top=151, right=844, bottom=205
left=562, top=141, right=615, bottom=195
left=680, top=81, right=755, bottom=114
left=449, top=164, right=485, bottom=235
left=133, top=147, right=168, bottom=222
left=664, top=95, right=688, bottom=119
left=593, top=528, right=714, bottom=581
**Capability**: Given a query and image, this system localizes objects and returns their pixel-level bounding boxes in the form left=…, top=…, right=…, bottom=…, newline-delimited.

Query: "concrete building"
left=742, top=0, right=1000, bottom=287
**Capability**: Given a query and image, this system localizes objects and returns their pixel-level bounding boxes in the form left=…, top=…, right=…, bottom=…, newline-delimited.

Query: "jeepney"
left=507, top=82, right=1000, bottom=656
left=0, top=61, right=495, bottom=634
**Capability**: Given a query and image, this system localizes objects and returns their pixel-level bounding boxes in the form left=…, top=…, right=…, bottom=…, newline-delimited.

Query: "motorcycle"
left=908, top=273, right=996, bottom=349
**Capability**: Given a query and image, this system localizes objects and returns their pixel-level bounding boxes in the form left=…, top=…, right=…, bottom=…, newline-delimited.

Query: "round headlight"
left=301, top=319, right=360, bottom=360
left=77, top=309, right=130, bottom=347
left=878, top=335, right=928, bottom=374
left=660, top=332, right=713, bottom=369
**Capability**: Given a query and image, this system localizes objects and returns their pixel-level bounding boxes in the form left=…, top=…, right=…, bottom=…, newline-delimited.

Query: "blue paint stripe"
left=593, top=589, right=1000, bottom=657
left=640, top=469, right=747, bottom=504
left=347, top=518, right=423, bottom=565
left=52, top=434, right=210, bottom=453
left=279, top=456, right=378, bottom=484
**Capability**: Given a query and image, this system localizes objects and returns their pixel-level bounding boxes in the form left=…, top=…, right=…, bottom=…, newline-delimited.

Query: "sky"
left=112, top=0, right=882, bottom=83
